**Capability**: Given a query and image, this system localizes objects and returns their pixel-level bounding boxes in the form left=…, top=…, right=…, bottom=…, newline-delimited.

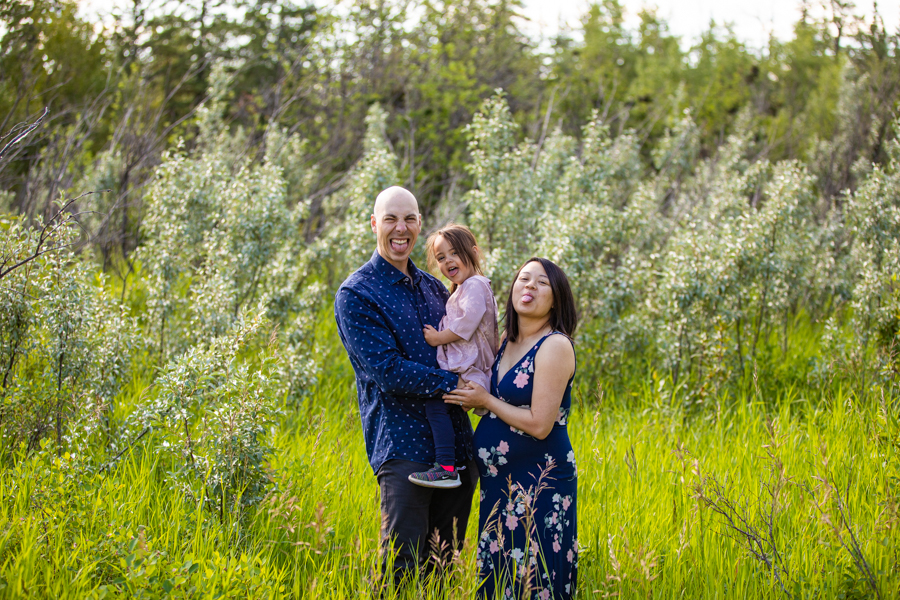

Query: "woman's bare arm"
left=444, top=335, right=574, bottom=439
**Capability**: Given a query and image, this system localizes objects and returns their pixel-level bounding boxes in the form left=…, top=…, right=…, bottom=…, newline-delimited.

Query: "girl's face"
left=512, top=261, right=554, bottom=319
left=432, top=235, right=476, bottom=286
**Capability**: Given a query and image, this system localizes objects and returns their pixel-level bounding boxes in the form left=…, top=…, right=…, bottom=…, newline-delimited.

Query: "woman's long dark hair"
left=504, top=257, right=577, bottom=342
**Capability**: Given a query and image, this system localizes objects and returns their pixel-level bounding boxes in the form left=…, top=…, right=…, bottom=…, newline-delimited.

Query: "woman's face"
left=512, top=261, right=554, bottom=320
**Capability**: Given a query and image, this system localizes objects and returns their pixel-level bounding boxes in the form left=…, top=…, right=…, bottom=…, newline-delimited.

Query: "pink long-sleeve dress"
left=436, top=275, right=499, bottom=390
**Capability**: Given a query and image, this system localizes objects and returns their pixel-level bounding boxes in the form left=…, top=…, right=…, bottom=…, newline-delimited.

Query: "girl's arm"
left=424, top=324, right=462, bottom=347
left=443, top=335, right=574, bottom=439
left=426, top=279, right=487, bottom=347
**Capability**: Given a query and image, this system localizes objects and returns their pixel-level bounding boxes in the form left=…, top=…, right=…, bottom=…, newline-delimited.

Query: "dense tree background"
left=1, top=0, right=898, bottom=255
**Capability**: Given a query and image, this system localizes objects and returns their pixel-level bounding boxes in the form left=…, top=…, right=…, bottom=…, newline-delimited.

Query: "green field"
left=0, top=317, right=896, bottom=599
left=3, top=6, right=900, bottom=595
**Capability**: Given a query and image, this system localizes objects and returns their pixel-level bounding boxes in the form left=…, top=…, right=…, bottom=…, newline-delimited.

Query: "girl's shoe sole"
left=407, top=475, right=462, bottom=489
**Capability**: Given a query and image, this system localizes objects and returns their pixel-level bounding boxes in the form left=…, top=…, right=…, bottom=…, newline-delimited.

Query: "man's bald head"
left=370, top=186, right=422, bottom=276
left=373, top=186, right=419, bottom=218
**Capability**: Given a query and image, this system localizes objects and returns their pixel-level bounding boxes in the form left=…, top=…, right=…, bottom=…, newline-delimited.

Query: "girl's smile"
left=432, top=235, right=476, bottom=286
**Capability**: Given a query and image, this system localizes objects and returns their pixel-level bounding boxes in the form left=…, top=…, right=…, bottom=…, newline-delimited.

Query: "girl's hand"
left=423, top=324, right=441, bottom=346
left=443, top=382, right=493, bottom=411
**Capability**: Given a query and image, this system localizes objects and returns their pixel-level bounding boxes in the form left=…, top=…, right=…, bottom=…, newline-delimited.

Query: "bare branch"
left=694, top=474, right=793, bottom=597
left=799, top=469, right=883, bottom=600
left=0, top=190, right=111, bottom=280
left=0, top=107, right=49, bottom=161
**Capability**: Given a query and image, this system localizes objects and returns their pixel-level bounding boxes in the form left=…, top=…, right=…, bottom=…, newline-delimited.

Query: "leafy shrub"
left=130, top=308, right=279, bottom=518
left=461, top=92, right=898, bottom=400
left=137, top=73, right=293, bottom=358
left=0, top=206, right=139, bottom=457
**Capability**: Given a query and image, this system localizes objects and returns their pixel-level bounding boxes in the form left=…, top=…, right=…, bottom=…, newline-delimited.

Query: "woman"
left=444, top=257, right=578, bottom=599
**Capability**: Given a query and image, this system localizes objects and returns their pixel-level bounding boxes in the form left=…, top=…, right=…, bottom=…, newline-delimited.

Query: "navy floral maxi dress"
left=474, top=332, right=578, bottom=600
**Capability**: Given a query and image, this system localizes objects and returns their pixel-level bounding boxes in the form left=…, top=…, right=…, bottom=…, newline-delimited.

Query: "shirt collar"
left=369, top=251, right=423, bottom=285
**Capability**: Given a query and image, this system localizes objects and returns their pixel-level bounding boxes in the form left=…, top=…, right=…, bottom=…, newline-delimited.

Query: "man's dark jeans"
left=376, top=458, right=478, bottom=585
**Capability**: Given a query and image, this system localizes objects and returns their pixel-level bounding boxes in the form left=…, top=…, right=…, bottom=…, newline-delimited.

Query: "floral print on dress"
left=543, top=493, right=574, bottom=545
left=477, top=440, right=509, bottom=477
left=475, top=474, right=575, bottom=600
left=474, top=332, right=577, bottom=599
left=511, top=357, right=535, bottom=389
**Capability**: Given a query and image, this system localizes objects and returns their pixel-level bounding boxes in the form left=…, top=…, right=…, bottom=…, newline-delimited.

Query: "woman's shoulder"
left=539, top=332, right=575, bottom=351
left=534, top=333, right=576, bottom=368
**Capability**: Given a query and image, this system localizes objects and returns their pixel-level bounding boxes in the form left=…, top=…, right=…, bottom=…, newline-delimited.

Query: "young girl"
left=408, top=224, right=500, bottom=489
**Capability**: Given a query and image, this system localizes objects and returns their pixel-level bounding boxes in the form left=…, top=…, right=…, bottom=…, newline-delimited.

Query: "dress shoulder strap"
left=533, top=330, right=572, bottom=349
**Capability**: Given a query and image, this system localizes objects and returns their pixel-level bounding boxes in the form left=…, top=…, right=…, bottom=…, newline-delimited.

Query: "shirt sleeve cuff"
left=436, top=370, right=458, bottom=393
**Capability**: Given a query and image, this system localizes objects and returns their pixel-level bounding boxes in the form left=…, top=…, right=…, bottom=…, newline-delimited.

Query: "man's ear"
left=371, top=214, right=377, bottom=233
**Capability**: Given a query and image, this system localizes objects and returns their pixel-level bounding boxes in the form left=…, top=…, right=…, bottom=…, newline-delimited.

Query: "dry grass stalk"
left=597, top=528, right=659, bottom=598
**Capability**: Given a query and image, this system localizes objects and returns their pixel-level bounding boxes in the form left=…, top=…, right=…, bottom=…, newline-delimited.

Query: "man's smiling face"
left=371, top=187, right=421, bottom=273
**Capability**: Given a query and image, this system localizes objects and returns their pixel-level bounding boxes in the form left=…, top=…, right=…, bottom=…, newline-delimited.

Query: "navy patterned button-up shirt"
left=335, top=252, right=474, bottom=473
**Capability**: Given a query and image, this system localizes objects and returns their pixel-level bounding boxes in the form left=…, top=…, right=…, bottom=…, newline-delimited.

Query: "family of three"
left=334, top=186, right=578, bottom=599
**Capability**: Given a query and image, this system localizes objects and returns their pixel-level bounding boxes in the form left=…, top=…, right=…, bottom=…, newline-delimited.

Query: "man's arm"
left=335, top=286, right=458, bottom=399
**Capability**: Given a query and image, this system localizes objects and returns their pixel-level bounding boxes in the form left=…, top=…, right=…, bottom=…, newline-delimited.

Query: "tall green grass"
left=0, top=332, right=897, bottom=599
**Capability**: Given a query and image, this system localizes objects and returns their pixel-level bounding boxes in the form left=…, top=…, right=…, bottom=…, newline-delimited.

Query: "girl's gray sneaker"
left=407, top=464, right=461, bottom=488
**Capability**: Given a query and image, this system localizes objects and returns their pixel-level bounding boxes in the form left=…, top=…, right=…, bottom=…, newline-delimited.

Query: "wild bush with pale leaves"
left=2, top=77, right=898, bottom=518
left=0, top=208, right=140, bottom=459
left=130, top=308, right=279, bottom=517
left=463, top=93, right=899, bottom=399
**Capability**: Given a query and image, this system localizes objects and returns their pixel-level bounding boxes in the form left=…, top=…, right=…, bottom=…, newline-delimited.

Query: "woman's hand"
left=444, top=382, right=493, bottom=411
left=453, top=335, right=574, bottom=439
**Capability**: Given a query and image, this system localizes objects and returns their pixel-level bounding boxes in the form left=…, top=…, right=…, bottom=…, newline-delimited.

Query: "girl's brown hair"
left=425, top=224, right=483, bottom=292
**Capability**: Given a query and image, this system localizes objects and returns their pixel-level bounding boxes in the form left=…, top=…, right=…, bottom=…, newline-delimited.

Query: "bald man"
left=334, top=186, right=477, bottom=586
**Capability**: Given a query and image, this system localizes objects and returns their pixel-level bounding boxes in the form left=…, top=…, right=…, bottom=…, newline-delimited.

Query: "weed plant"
left=2, top=72, right=899, bottom=599
left=0, top=321, right=897, bottom=598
